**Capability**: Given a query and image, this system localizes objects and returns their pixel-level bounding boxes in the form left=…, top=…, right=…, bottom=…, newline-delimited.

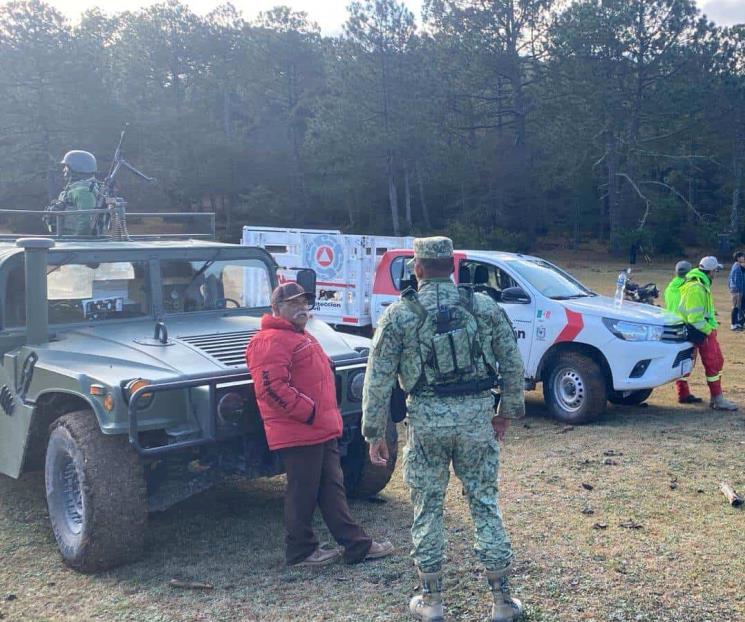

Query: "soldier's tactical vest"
left=398, top=286, right=498, bottom=396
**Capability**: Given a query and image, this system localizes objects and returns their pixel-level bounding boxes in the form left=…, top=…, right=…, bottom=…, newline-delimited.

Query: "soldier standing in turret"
left=54, top=150, right=100, bottom=236
left=362, top=236, right=526, bottom=622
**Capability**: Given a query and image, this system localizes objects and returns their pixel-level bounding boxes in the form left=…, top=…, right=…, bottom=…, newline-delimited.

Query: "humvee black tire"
left=342, top=418, right=398, bottom=499
left=45, top=410, right=147, bottom=572
left=608, top=388, right=653, bottom=406
left=543, top=352, right=607, bottom=424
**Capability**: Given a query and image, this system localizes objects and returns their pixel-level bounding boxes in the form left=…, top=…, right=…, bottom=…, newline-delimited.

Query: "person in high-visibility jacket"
left=678, top=256, right=738, bottom=411
left=664, top=260, right=703, bottom=404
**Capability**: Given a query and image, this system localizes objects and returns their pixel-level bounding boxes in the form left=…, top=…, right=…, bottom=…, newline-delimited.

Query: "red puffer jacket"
left=245, top=314, right=342, bottom=450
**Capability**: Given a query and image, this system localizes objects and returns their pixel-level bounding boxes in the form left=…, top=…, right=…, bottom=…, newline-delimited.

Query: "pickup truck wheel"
left=342, top=419, right=398, bottom=499
left=543, top=352, right=607, bottom=424
left=45, top=410, right=147, bottom=572
left=608, top=388, right=653, bottom=406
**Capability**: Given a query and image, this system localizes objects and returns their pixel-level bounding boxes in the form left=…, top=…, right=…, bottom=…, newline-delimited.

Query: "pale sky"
left=39, top=0, right=745, bottom=31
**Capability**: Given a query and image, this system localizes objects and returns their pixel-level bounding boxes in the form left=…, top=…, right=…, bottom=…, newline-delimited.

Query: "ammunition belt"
left=413, top=376, right=495, bottom=398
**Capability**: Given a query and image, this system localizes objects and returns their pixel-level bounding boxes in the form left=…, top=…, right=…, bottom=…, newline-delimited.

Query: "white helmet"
left=699, top=256, right=723, bottom=272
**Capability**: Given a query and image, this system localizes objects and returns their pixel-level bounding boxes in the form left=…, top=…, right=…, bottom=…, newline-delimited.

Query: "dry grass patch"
left=1, top=258, right=744, bottom=621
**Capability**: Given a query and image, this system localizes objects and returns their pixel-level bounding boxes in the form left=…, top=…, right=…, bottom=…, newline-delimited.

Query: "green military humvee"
left=0, top=208, right=400, bottom=572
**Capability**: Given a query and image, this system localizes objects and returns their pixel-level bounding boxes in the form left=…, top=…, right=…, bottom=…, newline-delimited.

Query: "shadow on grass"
left=104, top=473, right=415, bottom=593
left=524, top=391, right=728, bottom=431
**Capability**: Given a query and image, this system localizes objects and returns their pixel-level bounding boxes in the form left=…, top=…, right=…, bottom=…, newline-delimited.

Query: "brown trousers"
left=279, top=439, right=372, bottom=564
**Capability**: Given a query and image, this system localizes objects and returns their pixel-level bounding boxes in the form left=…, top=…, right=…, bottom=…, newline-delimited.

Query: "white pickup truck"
left=242, top=226, right=694, bottom=423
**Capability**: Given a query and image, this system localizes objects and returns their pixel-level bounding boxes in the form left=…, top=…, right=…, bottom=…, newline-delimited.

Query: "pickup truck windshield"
left=160, top=258, right=272, bottom=313
left=506, top=258, right=595, bottom=299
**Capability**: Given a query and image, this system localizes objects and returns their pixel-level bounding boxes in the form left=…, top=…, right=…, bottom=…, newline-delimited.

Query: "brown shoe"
left=291, top=547, right=341, bottom=567
left=364, top=540, right=394, bottom=560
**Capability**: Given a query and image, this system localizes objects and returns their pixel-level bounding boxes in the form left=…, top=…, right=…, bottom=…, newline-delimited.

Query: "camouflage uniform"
left=58, top=178, right=99, bottom=236
left=362, top=237, right=525, bottom=574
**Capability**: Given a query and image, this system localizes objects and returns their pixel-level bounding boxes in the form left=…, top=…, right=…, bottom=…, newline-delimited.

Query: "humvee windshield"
left=6, top=260, right=151, bottom=327
left=160, top=258, right=272, bottom=313
left=3, top=254, right=274, bottom=328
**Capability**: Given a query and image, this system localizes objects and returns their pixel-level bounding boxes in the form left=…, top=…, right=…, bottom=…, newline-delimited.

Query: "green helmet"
left=60, top=150, right=97, bottom=175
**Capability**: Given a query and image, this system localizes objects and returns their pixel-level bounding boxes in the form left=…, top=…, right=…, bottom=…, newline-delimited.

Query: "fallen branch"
left=616, top=173, right=652, bottom=229
left=639, top=180, right=704, bottom=222
left=169, top=579, right=214, bottom=590
left=719, top=482, right=743, bottom=507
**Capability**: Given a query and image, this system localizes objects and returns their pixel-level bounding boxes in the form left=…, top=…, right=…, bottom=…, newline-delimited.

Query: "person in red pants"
left=678, top=257, right=738, bottom=411
left=246, top=282, right=394, bottom=566
left=664, top=260, right=703, bottom=404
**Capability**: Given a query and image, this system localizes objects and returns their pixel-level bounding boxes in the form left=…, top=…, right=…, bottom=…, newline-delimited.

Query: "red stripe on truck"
left=373, top=250, right=469, bottom=295
left=554, top=309, right=583, bottom=342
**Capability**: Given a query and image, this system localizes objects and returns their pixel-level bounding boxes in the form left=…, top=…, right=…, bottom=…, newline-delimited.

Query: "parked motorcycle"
left=624, top=277, right=659, bottom=305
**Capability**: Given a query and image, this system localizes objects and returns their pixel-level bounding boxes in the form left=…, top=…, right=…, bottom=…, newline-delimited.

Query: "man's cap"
left=413, top=236, right=454, bottom=259
left=271, top=282, right=312, bottom=305
left=699, top=256, right=723, bottom=272
left=675, top=260, right=692, bottom=276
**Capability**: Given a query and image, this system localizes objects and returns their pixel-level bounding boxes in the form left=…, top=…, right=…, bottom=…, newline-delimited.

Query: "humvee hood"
left=30, top=314, right=367, bottom=386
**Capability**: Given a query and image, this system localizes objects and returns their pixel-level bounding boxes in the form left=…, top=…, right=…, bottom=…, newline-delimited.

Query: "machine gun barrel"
left=103, top=127, right=156, bottom=195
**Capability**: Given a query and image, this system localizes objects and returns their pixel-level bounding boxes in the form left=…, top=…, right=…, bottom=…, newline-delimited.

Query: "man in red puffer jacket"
left=246, top=282, right=394, bottom=567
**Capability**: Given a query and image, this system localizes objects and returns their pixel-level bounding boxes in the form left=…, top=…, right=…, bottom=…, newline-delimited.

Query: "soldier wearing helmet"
left=52, top=150, right=101, bottom=236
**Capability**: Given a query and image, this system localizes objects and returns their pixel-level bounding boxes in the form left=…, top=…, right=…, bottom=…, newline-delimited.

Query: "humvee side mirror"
left=296, top=268, right=317, bottom=307
left=501, top=286, right=530, bottom=304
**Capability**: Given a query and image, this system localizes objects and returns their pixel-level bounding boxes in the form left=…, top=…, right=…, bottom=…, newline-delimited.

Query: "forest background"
left=1, top=0, right=744, bottom=255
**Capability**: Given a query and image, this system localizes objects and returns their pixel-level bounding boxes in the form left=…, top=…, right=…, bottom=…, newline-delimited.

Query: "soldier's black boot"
left=486, top=566, right=523, bottom=622
left=409, top=569, right=444, bottom=621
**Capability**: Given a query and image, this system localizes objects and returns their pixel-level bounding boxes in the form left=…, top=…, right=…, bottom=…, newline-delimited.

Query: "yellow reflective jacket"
left=663, top=276, right=685, bottom=316
left=678, top=268, right=717, bottom=335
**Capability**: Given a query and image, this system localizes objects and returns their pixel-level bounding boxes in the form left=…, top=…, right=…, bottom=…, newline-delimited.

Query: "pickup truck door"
left=371, top=252, right=413, bottom=326
left=457, top=259, right=534, bottom=371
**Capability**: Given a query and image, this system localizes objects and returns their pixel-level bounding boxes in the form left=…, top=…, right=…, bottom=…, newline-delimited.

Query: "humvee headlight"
left=348, top=370, right=365, bottom=401
left=125, top=378, right=154, bottom=409
left=217, top=391, right=245, bottom=424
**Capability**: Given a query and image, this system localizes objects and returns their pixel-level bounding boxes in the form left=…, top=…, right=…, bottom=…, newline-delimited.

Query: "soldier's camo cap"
left=413, top=236, right=454, bottom=259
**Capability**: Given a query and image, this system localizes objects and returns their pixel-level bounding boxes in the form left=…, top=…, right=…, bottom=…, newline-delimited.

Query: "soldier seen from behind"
left=362, top=236, right=526, bottom=622
left=677, top=256, right=738, bottom=411
left=48, top=150, right=101, bottom=236
left=664, top=260, right=703, bottom=404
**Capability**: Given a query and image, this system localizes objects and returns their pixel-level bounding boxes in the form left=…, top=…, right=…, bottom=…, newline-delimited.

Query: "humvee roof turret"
left=0, top=208, right=400, bottom=572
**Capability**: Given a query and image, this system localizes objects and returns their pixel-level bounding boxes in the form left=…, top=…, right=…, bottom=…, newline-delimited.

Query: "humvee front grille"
left=179, top=330, right=259, bottom=367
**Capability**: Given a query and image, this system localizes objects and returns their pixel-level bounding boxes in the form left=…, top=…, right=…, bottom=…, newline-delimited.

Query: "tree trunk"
left=403, top=161, right=412, bottom=230
left=208, top=194, right=219, bottom=239
left=286, top=61, right=310, bottom=218
left=607, top=132, right=621, bottom=252
left=387, top=152, right=400, bottom=236
left=44, top=129, right=56, bottom=202
left=416, top=162, right=431, bottom=229
left=346, top=191, right=355, bottom=229
left=222, top=89, right=232, bottom=139
left=731, top=130, right=744, bottom=233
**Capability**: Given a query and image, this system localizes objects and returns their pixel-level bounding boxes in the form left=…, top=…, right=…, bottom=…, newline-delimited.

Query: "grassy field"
left=2, top=257, right=745, bottom=622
